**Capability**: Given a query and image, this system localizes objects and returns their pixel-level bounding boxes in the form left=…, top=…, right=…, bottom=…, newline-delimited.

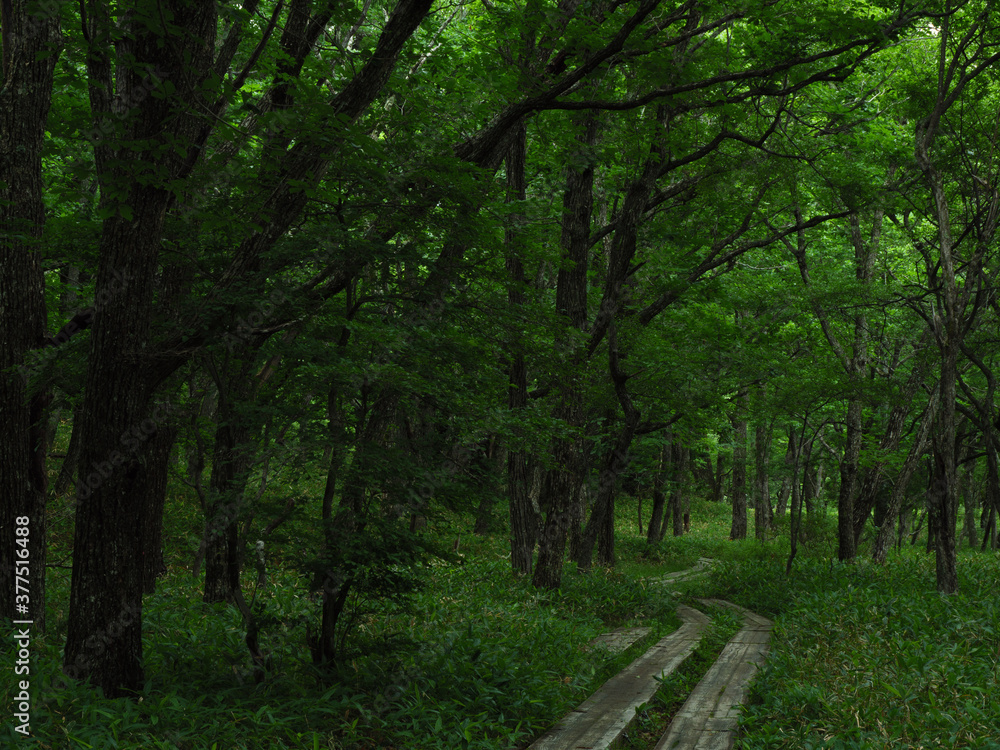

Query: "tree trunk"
left=853, top=352, right=930, bottom=544
left=753, top=399, right=772, bottom=540
left=776, top=426, right=796, bottom=517
left=310, top=392, right=397, bottom=665
left=729, top=391, right=748, bottom=541
left=577, top=417, right=637, bottom=571
left=0, top=0, right=60, bottom=633
left=873, top=392, right=938, bottom=563
left=786, top=423, right=808, bottom=574
left=202, top=356, right=258, bottom=603
left=837, top=397, right=863, bottom=560
left=64, top=0, right=219, bottom=695
left=670, top=445, right=689, bottom=537
left=504, top=122, right=536, bottom=576
left=646, top=443, right=669, bottom=544
left=140, top=424, right=177, bottom=594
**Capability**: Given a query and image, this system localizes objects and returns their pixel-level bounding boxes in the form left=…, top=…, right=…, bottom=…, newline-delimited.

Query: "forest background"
left=2, top=0, right=1000, bottom=747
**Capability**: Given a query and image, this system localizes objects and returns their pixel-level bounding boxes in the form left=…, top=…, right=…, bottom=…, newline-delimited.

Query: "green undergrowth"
left=613, top=604, right=745, bottom=750
left=698, top=551, right=1000, bottom=750
left=2, top=545, right=681, bottom=749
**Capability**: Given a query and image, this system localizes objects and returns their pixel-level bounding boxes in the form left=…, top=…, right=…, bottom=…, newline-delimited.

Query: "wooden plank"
left=653, top=605, right=772, bottom=750
left=527, top=606, right=710, bottom=750
left=588, top=626, right=652, bottom=656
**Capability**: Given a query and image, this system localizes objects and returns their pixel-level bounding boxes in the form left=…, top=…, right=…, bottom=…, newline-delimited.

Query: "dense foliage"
left=2, top=0, right=1000, bottom=746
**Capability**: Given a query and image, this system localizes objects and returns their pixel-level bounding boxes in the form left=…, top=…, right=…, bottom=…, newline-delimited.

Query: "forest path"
left=526, top=605, right=710, bottom=750
left=653, top=600, right=772, bottom=750
left=522, top=563, right=771, bottom=750
left=655, top=557, right=717, bottom=589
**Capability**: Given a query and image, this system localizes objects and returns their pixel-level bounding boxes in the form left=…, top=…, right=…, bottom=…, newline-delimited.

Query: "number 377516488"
left=15, top=516, right=30, bottom=608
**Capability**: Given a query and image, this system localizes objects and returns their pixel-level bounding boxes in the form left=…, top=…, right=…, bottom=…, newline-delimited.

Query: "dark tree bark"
left=753, top=394, right=772, bottom=540
left=568, top=321, right=640, bottom=574
left=504, top=122, right=537, bottom=576
left=532, top=109, right=599, bottom=583
left=202, top=357, right=258, bottom=603
left=775, top=426, right=796, bottom=517
left=65, top=0, right=219, bottom=695
left=140, top=424, right=177, bottom=594
left=873, top=393, right=938, bottom=563
left=670, top=445, right=689, bottom=538
left=0, top=0, right=60, bottom=633
left=646, top=443, right=670, bottom=544
left=62, top=0, right=433, bottom=694
left=55, top=403, right=85, bottom=496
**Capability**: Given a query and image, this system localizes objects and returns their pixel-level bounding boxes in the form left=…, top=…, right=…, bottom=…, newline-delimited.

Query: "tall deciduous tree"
left=909, top=3, right=1000, bottom=593
left=0, top=0, right=61, bottom=632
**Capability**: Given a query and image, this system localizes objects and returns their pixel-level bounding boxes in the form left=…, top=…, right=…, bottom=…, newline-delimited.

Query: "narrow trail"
left=524, top=561, right=771, bottom=750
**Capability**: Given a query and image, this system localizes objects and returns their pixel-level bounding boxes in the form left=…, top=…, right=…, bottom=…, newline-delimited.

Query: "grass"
left=728, top=552, right=1000, bottom=750
left=3, top=480, right=999, bottom=749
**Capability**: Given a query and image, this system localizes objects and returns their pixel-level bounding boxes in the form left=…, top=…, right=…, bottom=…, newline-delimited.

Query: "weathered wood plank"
left=588, top=626, right=652, bottom=656
left=653, top=604, right=772, bottom=750
left=527, top=606, right=710, bottom=750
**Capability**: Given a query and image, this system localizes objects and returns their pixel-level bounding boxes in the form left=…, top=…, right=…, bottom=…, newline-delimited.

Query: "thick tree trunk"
left=64, top=0, right=218, bottom=696
left=0, top=0, right=60, bottom=633
left=534, top=449, right=575, bottom=587
left=504, top=122, right=537, bottom=576
left=576, top=323, right=639, bottom=572
left=532, top=110, right=600, bottom=584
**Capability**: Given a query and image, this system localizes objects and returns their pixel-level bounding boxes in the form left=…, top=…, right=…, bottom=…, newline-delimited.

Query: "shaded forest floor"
left=3, top=490, right=999, bottom=749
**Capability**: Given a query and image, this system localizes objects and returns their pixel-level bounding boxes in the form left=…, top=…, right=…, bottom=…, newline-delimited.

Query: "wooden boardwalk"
left=587, top=626, right=651, bottom=656
left=523, top=564, right=772, bottom=750
left=653, top=600, right=772, bottom=750
left=526, top=606, right=710, bottom=750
